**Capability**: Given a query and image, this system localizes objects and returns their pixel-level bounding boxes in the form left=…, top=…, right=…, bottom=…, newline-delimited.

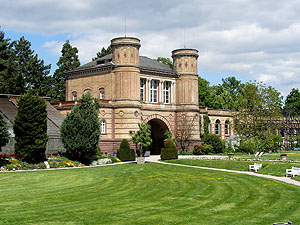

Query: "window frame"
left=72, top=91, right=77, bottom=101
left=99, top=88, right=105, bottom=100
left=215, top=119, right=220, bottom=135
left=150, top=80, right=159, bottom=103
left=140, top=79, right=145, bottom=101
left=163, top=81, right=171, bottom=104
left=100, top=120, right=106, bottom=134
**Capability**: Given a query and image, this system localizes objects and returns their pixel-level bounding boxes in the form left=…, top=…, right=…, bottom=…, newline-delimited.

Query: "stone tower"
left=172, top=49, right=199, bottom=109
left=111, top=37, right=141, bottom=105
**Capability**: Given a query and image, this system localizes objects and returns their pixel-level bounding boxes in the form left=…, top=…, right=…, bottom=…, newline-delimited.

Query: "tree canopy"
left=52, top=40, right=80, bottom=103
left=157, top=57, right=173, bottom=67
left=234, top=81, right=283, bottom=138
left=284, top=88, right=300, bottom=114
left=92, top=46, right=112, bottom=61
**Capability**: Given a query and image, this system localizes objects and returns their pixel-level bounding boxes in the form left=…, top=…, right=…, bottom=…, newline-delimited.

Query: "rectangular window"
left=225, top=122, right=229, bottom=135
left=163, top=81, right=170, bottom=104
left=150, top=80, right=158, bottom=103
left=100, top=120, right=106, bottom=134
left=140, top=79, right=145, bottom=101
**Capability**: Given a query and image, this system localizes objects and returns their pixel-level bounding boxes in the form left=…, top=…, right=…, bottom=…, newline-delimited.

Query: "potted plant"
left=129, top=123, right=152, bottom=164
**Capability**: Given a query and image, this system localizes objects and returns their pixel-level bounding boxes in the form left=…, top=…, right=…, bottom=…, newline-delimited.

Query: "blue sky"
left=1, top=0, right=300, bottom=96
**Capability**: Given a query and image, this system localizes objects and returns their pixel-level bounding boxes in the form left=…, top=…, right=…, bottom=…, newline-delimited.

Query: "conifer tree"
left=52, top=40, right=80, bottom=103
left=13, top=90, right=48, bottom=163
left=60, top=92, right=100, bottom=164
left=12, top=36, right=52, bottom=96
left=92, top=46, right=112, bottom=61
left=0, top=112, right=10, bottom=151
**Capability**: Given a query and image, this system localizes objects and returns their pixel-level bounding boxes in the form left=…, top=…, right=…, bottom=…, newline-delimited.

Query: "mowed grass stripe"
left=1, top=163, right=300, bottom=225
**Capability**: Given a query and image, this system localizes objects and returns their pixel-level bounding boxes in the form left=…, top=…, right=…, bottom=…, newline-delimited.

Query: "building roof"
left=67, top=54, right=178, bottom=78
left=0, top=95, right=64, bottom=137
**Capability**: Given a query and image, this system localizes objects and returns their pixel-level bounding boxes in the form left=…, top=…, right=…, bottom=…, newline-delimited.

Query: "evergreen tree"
left=13, top=90, right=48, bottom=163
left=0, top=30, right=10, bottom=73
left=0, top=112, right=10, bottom=151
left=92, top=46, right=112, bottom=61
left=60, top=92, right=100, bottom=164
left=52, top=40, right=80, bottom=103
left=12, top=36, right=52, bottom=96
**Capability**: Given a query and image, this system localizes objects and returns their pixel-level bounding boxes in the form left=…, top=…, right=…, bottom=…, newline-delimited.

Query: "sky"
left=1, top=0, right=300, bottom=96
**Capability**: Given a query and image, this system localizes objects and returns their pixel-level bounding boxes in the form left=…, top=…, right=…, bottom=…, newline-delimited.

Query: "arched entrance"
left=148, top=119, right=169, bottom=155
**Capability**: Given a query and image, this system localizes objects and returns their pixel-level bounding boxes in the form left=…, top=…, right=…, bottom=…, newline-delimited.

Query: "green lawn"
left=1, top=163, right=300, bottom=225
left=233, top=151, right=300, bottom=161
left=167, top=159, right=300, bottom=177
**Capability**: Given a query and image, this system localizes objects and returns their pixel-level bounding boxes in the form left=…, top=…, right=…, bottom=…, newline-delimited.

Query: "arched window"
left=99, top=88, right=105, bottom=100
left=225, top=120, right=230, bottom=135
left=84, top=89, right=91, bottom=95
left=215, top=119, right=220, bottom=135
left=100, top=120, right=106, bottom=134
left=72, top=91, right=77, bottom=101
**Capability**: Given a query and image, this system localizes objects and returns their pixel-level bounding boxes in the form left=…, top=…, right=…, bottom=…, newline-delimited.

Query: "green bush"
left=202, top=134, right=224, bottom=153
left=193, top=144, right=203, bottom=155
left=117, top=139, right=135, bottom=161
left=203, top=144, right=214, bottom=154
left=238, top=137, right=265, bottom=154
left=161, top=139, right=178, bottom=160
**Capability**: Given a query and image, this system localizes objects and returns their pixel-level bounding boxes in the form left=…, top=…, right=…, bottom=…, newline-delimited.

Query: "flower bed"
left=0, top=155, right=120, bottom=171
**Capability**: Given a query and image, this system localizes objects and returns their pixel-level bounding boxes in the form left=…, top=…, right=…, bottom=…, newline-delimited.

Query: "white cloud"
left=1, top=0, right=300, bottom=96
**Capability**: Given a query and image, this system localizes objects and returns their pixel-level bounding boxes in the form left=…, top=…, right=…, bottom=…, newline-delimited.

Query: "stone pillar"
left=159, top=80, right=164, bottom=104
left=146, top=79, right=150, bottom=103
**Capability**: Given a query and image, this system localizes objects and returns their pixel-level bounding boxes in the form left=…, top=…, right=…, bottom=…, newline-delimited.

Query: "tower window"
left=72, top=91, right=77, bottom=101
left=163, top=81, right=170, bottom=104
left=150, top=80, right=158, bottom=103
left=100, top=120, right=106, bottom=134
left=140, top=79, right=145, bottom=101
left=99, top=88, right=105, bottom=100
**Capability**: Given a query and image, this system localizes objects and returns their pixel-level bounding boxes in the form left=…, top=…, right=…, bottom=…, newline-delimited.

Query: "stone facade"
left=54, top=36, right=234, bottom=155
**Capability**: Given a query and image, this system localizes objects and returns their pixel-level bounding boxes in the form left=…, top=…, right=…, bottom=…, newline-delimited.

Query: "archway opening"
left=148, top=119, right=169, bottom=155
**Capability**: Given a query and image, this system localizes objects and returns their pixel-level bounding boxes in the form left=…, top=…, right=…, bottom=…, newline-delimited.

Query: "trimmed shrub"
left=161, top=139, right=178, bottom=160
left=203, top=144, right=213, bottom=154
left=202, top=134, right=224, bottom=153
left=117, top=139, right=135, bottom=162
left=193, top=144, right=204, bottom=155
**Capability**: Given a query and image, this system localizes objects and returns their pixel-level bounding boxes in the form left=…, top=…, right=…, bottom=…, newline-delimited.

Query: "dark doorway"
left=148, top=119, right=169, bottom=155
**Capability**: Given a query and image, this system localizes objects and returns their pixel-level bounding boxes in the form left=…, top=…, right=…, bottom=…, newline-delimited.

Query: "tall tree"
left=0, top=30, right=10, bottom=73
left=52, top=40, right=80, bottom=103
left=176, top=113, right=197, bottom=152
left=198, top=76, right=211, bottom=107
left=221, top=76, right=243, bottom=110
left=284, top=88, right=300, bottom=114
left=13, top=90, right=48, bottom=163
left=60, top=92, right=100, bottom=164
left=234, top=81, right=283, bottom=139
left=92, top=46, right=112, bottom=61
left=0, top=112, right=10, bottom=151
left=9, top=36, right=52, bottom=96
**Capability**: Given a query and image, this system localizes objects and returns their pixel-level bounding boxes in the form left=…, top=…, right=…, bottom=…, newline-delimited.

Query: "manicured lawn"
left=167, top=159, right=300, bottom=177
left=1, top=163, right=300, bottom=224
left=233, top=151, right=300, bottom=161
